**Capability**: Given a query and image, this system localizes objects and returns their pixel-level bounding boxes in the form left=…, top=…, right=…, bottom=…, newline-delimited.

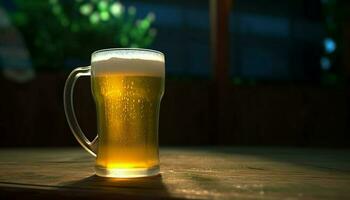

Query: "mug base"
left=95, top=165, right=160, bottom=178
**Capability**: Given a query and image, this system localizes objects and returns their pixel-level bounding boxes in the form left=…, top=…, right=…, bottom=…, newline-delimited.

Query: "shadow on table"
left=60, top=174, right=172, bottom=199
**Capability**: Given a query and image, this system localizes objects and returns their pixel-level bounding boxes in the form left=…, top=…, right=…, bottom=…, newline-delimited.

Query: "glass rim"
left=92, top=48, right=164, bottom=57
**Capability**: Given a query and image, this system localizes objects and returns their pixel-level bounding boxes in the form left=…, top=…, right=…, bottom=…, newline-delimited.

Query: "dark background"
left=0, top=0, right=349, bottom=147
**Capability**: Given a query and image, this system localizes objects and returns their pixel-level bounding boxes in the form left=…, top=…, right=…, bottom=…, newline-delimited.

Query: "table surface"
left=0, top=147, right=349, bottom=199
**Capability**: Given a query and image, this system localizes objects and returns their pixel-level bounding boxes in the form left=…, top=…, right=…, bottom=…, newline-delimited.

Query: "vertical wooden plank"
left=209, top=0, right=232, bottom=143
left=210, top=0, right=232, bottom=83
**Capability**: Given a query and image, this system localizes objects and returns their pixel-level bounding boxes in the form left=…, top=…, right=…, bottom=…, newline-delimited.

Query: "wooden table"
left=0, top=147, right=349, bottom=199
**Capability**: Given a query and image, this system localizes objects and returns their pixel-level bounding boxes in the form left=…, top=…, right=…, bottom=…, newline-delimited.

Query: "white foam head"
left=91, top=48, right=165, bottom=77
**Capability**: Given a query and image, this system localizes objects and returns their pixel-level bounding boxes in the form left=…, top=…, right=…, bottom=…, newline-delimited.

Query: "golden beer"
left=92, top=74, right=164, bottom=176
left=91, top=51, right=165, bottom=177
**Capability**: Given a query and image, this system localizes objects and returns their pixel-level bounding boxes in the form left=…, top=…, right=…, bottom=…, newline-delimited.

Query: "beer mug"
left=63, top=48, right=165, bottom=178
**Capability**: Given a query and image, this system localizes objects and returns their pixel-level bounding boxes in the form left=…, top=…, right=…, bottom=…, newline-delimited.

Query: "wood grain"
left=0, top=147, right=349, bottom=199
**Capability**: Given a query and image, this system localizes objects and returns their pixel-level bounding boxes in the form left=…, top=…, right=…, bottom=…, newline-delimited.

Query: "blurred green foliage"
left=8, top=0, right=157, bottom=70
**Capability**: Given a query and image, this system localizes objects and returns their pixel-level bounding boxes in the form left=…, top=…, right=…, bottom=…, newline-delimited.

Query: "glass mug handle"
left=63, top=66, right=98, bottom=157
